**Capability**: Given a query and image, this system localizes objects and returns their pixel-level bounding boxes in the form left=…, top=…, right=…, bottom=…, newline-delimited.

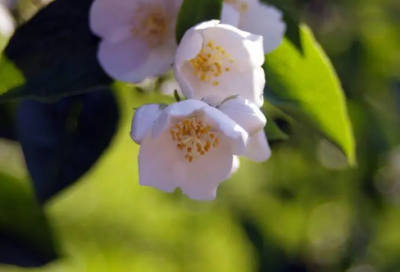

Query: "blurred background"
left=0, top=0, right=400, bottom=271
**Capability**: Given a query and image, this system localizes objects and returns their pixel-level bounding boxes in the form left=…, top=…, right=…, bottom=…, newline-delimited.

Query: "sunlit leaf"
left=263, top=24, right=356, bottom=165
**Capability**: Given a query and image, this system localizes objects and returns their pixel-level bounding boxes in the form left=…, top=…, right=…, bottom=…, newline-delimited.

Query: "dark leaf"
left=176, top=0, right=223, bottom=43
left=17, top=88, right=119, bottom=203
left=0, top=0, right=112, bottom=102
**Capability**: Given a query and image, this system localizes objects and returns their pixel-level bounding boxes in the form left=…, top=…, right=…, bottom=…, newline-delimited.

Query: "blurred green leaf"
left=0, top=56, right=25, bottom=97
left=176, top=0, right=223, bottom=43
left=0, top=172, right=57, bottom=266
left=263, top=25, right=356, bottom=165
left=264, top=117, right=289, bottom=141
left=0, top=0, right=112, bottom=103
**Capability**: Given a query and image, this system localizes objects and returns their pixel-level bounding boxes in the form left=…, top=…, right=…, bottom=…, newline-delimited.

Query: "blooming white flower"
left=90, top=0, right=182, bottom=83
left=174, top=20, right=266, bottom=108
left=130, top=97, right=266, bottom=200
left=221, top=0, right=286, bottom=53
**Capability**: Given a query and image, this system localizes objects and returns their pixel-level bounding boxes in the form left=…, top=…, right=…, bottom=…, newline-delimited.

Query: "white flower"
left=0, top=2, right=14, bottom=38
left=221, top=0, right=286, bottom=53
left=217, top=96, right=271, bottom=162
left=174, top=20, right=266, bottom=108
left=130, top=97, right=266, bottom=200
left=244, top=130, right=271, bottom=161
left=90, top=0, right=182, bottom=83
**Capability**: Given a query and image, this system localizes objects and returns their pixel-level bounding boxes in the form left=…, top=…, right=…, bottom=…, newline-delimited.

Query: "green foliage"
left=0, top=170, right=57, bottom=263
left=0, top=56, right=24, bottom=99
left=176, top=0, right=223, bottom=43
left=263, top=24, right=356, bottom=165
left=264, top=116, right=289, bottom=141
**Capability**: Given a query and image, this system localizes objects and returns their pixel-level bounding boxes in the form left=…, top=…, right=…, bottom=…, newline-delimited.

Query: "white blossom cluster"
left=90, top=0, right=286, bottom=200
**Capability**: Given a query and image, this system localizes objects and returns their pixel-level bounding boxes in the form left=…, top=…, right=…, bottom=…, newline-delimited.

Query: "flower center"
left=188, top=40, right=235, bottom=86
left=170, top=117, right=220, bottom=163
left=224, top=0, right=249, bottom=13
left=131, top=3, right=170, bottom=48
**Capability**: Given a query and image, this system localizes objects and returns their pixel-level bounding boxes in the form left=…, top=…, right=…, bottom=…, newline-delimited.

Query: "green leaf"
left=0, top=171, right=58, bottom=266
left=0, top=0, right=112, bottom=103
left=176, top=0, right=223, bottom=43
left=264, top=117, right=289, bottom=141
left=0, top=56, right=24, bottom=98
left=263, top=24, right=356, bottom=165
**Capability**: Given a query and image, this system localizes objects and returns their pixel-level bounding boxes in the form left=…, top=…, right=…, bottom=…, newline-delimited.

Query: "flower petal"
left=175, top=21, right=214, bottom=99
left=98, top=38, right=176, bottom=82
left=130, top=104, right=166, bottom=144
left=90, top=0, right=137, bottom=42
left=179, top=138, right=233, bottom=200
left=0, top=3, right=14, bottom=37
left=138, top=132, right=183, bottom=192
left=98, top=39, right=149, bottom=82
left=244, top=130, right=271, bottom=162
left=220, top=3, right=240, bottom=27
left=202, top=106, right=248, bottom=155
left=152, top=99, right=248, bottom=155
left=152, top=99, right=209, bottom=138
left=230, top=155, right=240, bottom=176
left=239, top=3, right=286, bottom=53
left=179, top=65, right=265, bottom=107
left=175, top=25, right=204, bottom=65
left=175, top=21, right=265, bottom=106
left=201, top=23, right=265, bottom=68
left=218, top=96, right=266, bottom=136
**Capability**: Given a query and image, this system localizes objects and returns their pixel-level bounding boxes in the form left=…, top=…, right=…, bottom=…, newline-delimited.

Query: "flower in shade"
left=0, top=2, right=14, bottom=38
left=130, top=97, right=266, bottom=200
left=221, top=0, right=286, bottom=53
left=90, top=0, right=182, bottom=82
left=174, top=20, right=266, bottom=108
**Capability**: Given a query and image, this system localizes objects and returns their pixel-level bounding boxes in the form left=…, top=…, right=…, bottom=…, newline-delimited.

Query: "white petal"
left=230, top=155, right=240, bottom=176
left=239, top=3, right=286, bottom=53
left=202, top=106, right=248, bottom=155
left=218, top=96, right=266, bottom=136
left=175, top=22, right=265, bottom=106
left=220, top=3, right=240, bottom=27
left=244, top=130, right=271, bottom=162
left=136, top=38, right=177, bottom=79
left=138, top=132, right=182, bottom=192
left=202, top=23, right=265, bottom=67
left=152, top=99, right=248, bottom=155
left=160, top=78, right=182, bottom=96
left=175, top=26, right=203, bottom=65
left=174, top=21, right=212, bottom=99
left=130, top=104, right=166, bottom=144
left=90, top=0, right=137, bottom=42
left=179, top=65, right=265, bottom=107
left=0, top=3, right=14, bottom=37
left=98, top=38, right=176, bottom=82
left=179, top=138, right=233, bottom=201
left=152, top=99, right=209, bottom=138
left=98, top=39, right=149, bottom=82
